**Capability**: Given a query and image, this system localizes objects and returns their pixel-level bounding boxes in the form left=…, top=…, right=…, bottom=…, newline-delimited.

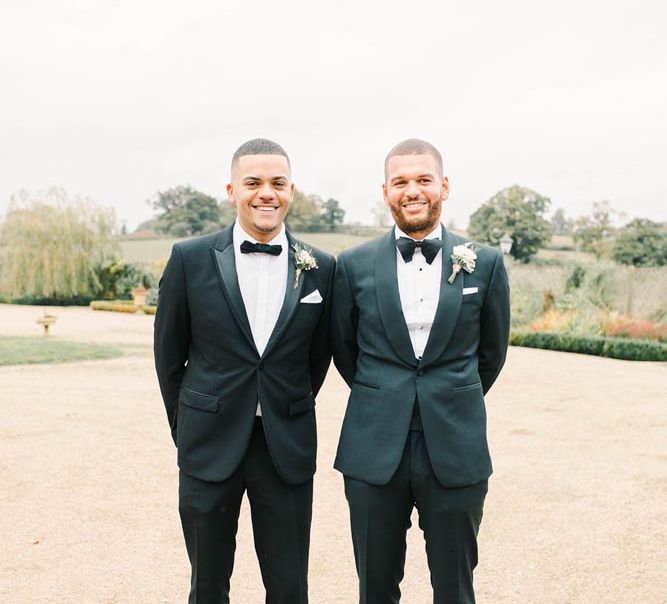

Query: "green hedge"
left=90, top=300, right=138, bottom=313
left=2, top=295, right=95, bottom=306
left=510, top=331, right=667, bottom=362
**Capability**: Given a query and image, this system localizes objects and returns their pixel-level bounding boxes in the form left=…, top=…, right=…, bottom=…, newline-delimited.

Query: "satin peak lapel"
left=419, top=228, right=463, bottom=367
left=211, top=230, right=258, bottom=355
left=375, top=230, right=418, bottom=367
left=262, top=234, right=305, bottom=358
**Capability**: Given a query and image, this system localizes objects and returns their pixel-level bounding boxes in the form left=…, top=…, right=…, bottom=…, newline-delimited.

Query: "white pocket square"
left=300, top=289, right=323, bottom=304
left=462, top=287, right=479, bottom=295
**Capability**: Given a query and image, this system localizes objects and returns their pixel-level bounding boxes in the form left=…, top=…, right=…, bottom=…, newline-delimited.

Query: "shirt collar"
left=233, top=220, right=287, bottom=254
left=394, top=223, right=442, bottom=241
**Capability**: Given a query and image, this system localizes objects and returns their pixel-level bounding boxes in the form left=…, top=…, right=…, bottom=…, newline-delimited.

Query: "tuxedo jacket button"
left=417, top=369, right=424, bottom=376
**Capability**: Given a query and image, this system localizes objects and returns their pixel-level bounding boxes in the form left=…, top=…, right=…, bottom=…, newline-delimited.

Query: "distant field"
left=536, top=248, right=596, bottom=263
left=120, top=231, right=592, bottom=265
left=119, top=232, right=377, bottom=262
left=547, top=234, right=576, bottom=249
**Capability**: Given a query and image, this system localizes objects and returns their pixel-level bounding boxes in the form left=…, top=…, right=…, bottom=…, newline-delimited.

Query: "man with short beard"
left=331, top=139, right=510, bottom=603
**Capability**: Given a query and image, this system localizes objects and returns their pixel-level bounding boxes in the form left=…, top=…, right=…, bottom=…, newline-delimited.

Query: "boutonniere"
left=292, top=243, right=318, bottom=288
left=448, top=243, right=478, bottom=284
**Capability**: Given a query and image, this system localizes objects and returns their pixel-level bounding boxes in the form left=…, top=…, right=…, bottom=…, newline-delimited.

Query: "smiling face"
left=383, top=153, right=449, bottom=240
left=227, top=154, right=294, bottom=242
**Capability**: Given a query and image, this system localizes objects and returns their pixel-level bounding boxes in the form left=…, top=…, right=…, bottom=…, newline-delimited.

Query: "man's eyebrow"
left=241, top=175, right=289, bottom=181
left=391, top=173, right=435, bottom=182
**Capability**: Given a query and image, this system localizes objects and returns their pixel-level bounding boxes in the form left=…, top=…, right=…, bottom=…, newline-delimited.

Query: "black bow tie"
left=396, top=237, right=442, bottom=265
left=240, top=240, right=283, bottom=256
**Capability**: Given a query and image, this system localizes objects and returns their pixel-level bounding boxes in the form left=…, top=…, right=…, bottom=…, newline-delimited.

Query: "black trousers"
left=344, top=414, right=488, bottom=604
left=179, top=419, right=312, bottom=604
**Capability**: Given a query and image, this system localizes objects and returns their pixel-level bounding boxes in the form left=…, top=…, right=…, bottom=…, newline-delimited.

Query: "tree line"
left=137, top=185, right=345, bottom=237
left=467, top=186, right=666, bottom=267
left=0, top=184, right=664, bottom=304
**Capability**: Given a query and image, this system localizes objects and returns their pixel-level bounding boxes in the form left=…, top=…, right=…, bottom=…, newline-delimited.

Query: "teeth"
left=254, top=207, right=276, bottom=212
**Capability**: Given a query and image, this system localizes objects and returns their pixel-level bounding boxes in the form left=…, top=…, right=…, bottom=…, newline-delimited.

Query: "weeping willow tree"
left=0, top=187, right=120, bottom=299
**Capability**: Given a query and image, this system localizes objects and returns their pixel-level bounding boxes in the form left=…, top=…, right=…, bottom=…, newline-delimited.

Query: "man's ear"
left=382, top=182, right=388, bottom=205
left=440, top=176, right=450, bottom=201
left=226, top=183, right=236, bottom=205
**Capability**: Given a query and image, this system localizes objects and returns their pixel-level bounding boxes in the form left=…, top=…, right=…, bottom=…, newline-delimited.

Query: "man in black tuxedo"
left=331, top=139, right=510, bottom=603
left=154, top=139, right=335, bottom=604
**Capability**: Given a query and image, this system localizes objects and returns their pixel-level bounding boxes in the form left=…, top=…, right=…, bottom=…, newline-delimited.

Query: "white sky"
left=1, top=0, right=666, bottom=230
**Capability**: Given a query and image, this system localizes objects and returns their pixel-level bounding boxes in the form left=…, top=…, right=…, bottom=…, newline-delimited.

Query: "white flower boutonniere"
left=448, top=242, right=478, bottom=284
left=292, top=243, right=318, bottom=289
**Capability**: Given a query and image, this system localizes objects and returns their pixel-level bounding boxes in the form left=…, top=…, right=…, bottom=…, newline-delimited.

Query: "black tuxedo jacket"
left=154, top=224, right=335, bottom=485
left=331, top=226, right=510, bottom=487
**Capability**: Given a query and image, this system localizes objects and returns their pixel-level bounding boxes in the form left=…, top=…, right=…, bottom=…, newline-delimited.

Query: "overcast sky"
left=1, top=0, right=666, bottom=231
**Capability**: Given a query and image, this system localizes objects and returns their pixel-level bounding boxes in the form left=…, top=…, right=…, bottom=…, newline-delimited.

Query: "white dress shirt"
left=233, top=220, right=288, bottom=414
left=395, top=224, right=443, bottom=360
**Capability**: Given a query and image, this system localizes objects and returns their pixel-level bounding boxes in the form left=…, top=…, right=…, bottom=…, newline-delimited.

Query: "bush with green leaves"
left=148, top=185, right=222, bottom=236
left=612, top=218, right=667, bottom=267
left=572, top=201, right=617, bottom=259
left=95, top=262, right=156, bottom=300
left=566, top=266, right=586, bottom=291
left=510, top=331, right=667, bottom=361
left=3, top=295, right=95, bottom=306
left=468, top=185, right=552, bottom=263
left=145, top=287, right=159, bottom=306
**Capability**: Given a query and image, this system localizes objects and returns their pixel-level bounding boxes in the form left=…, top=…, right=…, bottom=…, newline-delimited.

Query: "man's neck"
left=395, top=223, right=442, bottom=241
left=235, top=220, right=286, bottom=245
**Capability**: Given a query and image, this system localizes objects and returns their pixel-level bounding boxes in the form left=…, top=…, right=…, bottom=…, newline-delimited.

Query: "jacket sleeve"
left=478, top=251, right=511, bottom=395
left=330, top=253, right=359, bottom=388
left=309, top=256, right=335, bottom=397
left=153, top=244, right=190, bottom=445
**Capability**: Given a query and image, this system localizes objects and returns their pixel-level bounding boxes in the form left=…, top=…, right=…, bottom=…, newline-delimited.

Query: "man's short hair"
left=231, top=138, right=290, bottom=170
left=384, top=138, right=443, bottom=178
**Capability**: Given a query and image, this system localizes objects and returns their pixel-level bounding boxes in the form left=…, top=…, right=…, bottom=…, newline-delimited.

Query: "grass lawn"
left=0, top=336, right=123, bottom=366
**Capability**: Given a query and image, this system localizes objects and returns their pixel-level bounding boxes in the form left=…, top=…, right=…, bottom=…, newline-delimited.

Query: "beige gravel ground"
left=0, top=304, right=665, bottom=603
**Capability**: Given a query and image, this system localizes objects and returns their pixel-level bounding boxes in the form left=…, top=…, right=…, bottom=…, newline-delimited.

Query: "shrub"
left=90, top=300, right=138, bottom=313
left=566, top=266, right=586, bottom=291
left=602, top=315, right=667, bottom=342
left=145, top=287, right=158, bottom=306
left=528, top=308, right=605, bottom=337
left=612, top=218, right=667, bottom=267
left=468, top=185, right=552, bottom=263
left=529, top=309, right=573, bottom=333
left=3, top=295, right=95, bottom=306
left=510, top=331, right=667, bottom=361
left=95, top=261, right=156, bottom=300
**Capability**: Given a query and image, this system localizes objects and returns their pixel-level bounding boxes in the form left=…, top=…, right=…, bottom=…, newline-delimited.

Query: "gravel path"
left=0, top=304, right=665, bottom=603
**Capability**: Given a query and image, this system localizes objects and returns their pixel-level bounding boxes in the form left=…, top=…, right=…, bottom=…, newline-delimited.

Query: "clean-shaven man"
left=331, top=139, right=510, bottom=603
left=154, top=139, right=335, bottom=604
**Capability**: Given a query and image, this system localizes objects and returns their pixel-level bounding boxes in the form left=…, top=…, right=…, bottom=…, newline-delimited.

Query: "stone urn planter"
left=36, top=313, right=57, bottom=336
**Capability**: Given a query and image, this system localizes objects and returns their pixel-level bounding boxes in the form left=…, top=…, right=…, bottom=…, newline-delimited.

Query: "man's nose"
left=258, top=183, right=275, bottom=199
left=405, top=181, right=420, bottom=198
